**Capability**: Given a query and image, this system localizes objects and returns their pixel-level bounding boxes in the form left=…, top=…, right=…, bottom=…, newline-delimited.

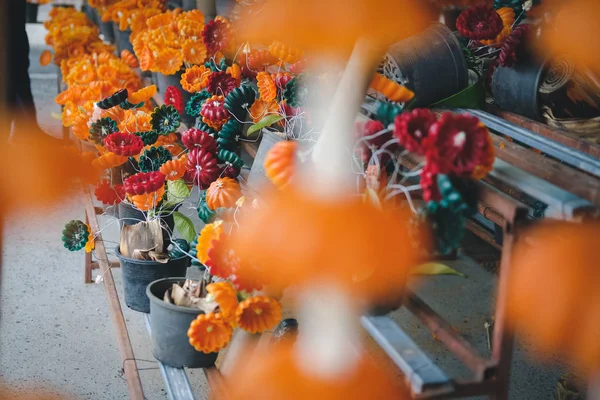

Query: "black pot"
left=382, top=23, right=469, bottom=107
left=118, top=202, right=177, bottom=248
left=181, top=0, right=197, bottom=11
left=117, top=28, right=134, bottom=55
left=492, top=58, right=547, bottom=121
left=146, top=278, right=219, bottom=368
left=156, top=71, right=195, bottom=126
left=99, top=20, right=115, bottom=43
left=116, top=248, right=189, bottom=313
left=26, top=3, right=39, bottom=23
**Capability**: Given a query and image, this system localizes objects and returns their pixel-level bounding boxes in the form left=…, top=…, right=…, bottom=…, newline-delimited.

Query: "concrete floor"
left=0, top=4, right=576, bottom=400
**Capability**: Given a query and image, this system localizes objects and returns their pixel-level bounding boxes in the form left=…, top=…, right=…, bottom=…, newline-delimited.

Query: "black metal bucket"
left=492, top=58, right=547, bottom=121
left=382, top=23, right=469, bottom=107
left=117, top=29, right=134, bottom=55
left=25, top=3, right=39, bottom=23
left=116, top=248, right=189, bottom=313
left=118, top=202, right=177, bottom=249
left=99, top=20, right=115, bottom=43
left=146, top=278, right=219, bottom=368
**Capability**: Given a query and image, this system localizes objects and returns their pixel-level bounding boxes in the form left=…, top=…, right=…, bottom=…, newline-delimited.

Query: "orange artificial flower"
left=159, top=158, right=187, bottom=181
left=263, top=140, right=297, bottom=189
left=138, top=46, right=155, bottom=71
left=147, top=13, right=173, bottom=30
left=180, top=9, right=204, bottom=24
left=256, top=72, right=277, bottom=103
left=226, top=63, right=241, bottom=85
left=248, top=99, right=279, bottom=123
left=121, top=49, right=139, bottom=68
left=71, top=113, right=91, bottom=141
left=268, top=40, right=303, bottom=64
left=97, top=64, right=117, bottom=81
left=119, top=111, right=152, bottom=133
left=196, top=220, right=223, bottom=264
left=128, top=85, right=157, bottom=104
left=177, top=19, right=204, bottom=39
left=128, top=186, right=166, bottom=211
left=206, top=281, right=239, bottom=321
left=187, top=313, right=233, bottom=354
left=180, top=65, right=211, bottom=93
left=92, top=152, right=129, bottom=170
left=39, top=50, right=53, bottom=66
left=235, top=296, right=282, bottom=334
left=369, top=73, right=414, bottom=103
left=182, top=40, right=208, bottom=65
left=61, top=101, right=79, bottom=127
left=154, top=48, right=183, bottom=75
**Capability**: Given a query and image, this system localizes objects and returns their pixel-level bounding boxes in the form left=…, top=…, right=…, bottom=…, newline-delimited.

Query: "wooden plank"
left=83, top=188, right=145, bottom=400
left=204, top=367, right=228, bottom=398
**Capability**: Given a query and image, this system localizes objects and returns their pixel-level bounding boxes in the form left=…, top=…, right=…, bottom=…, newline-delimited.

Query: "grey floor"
left=0, top=4, right=576, bottom=400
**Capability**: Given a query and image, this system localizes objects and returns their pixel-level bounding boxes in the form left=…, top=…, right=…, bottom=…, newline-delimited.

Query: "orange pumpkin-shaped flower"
left=71, top=113, right=91, bottom=141
left=138, top=46, right=155, bottom=71
left=128, top=85, right=157, bottom=104
left=206, top=177, right=242, bottom=210
left=154, top=48, right=183, bottom=76
left=147, top=13, right=173, bottom=30
left=256, top=71, right=277, bottom=103
left=182, top=40, right=208, bottom=65
left=177, top=19, right=204, bottom=39
left=97, top=51, right=114, bottom=65
left=268, top=40, right=303, bottom=64
left=128, top=186, right=166, bottom=211
left=370, top=73, right=414, bottom=103
left=226, top=63, right=241, bottom=85
left=119, top=111, right=152, bottom=133
left=235, top=296, right=282, bottom=334
left=159, top=158, right=187, bottom=181
left=181, top=65, right=211, bottom=93
left=264, top=140, right=296, bottom=189
left=39, top=50, right=53, bottom=66
left=187, top=312, right=233, bottom=354
left=155, top=133, right=178, bottom=146
left=121, top=49, right=139, bottom=68
left=196, top=220, right=223, bottom=264
left=180, top=9, right=205, bottom=24
left=97, top=64, right=117, bottom=81
left=206, top=281, right=239, bottom=321
left=61, top=101, right=78, bottom=127
left=248, top=99, right=280, bottom=123
left=508, top=221, right=600, bottom=373
left=92, top=152, right=129, bottom=170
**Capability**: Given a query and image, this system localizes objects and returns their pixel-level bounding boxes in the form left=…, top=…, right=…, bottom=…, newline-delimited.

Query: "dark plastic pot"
left=118, top=202, right=177, bottom=248
left=383, top=23, right=468, bottom=107
left=116, top=248, right=189, bottom=313
left=146, top=278, right=219, bottom=368
left=99, top=20, right=115, bottom=43
left=117, top=29, right=134, bottom=55
left=492, top=58, right=547, bottom=121
left=156, top=71, right=195, bottom=126
left=181, top=0, right=197, bottom=10
left=26, top=3, right=39, bottom=23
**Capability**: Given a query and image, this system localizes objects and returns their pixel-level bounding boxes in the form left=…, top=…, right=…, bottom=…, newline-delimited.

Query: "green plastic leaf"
left=173, top=211, right=196, bottom=242
left=168, top=179, right=191, bottom=202
left=429, top=80, right=485, bottom=109
left=247, top=115, right=284, bottom=136
left=412, top=263, right=465, bottom=278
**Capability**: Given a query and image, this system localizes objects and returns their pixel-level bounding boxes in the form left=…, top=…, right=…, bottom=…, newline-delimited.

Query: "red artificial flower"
left=393, top=109, right=437, bottom=155
left=104, top=132, right=144, bottom=157
left=498, top=24, right=530, bottom=68
left=456, top=5, right=503, bottom=40
left=181, top=128, right=218, bottom=153
left=420, top=163, right=441, bottom=202
left=289, top=58, right=307, bottom=74
left=426, top=112, right=491, bottom=177
left=355, top=120, right=394, bottom=164
left=94, top=180, right=126, bottom=205
left=200, top=95, right=229, bottom=130
left=207, top=71, right=238, bottom=96
left=164, top=86, right=184, bottom=114
left=202, top=20, right=231, bottom=55
left=123, top=171, right=166, bottom=195
left=272, top=72, right=293, bottom=95
left=186, top=148, right=221, bottom=189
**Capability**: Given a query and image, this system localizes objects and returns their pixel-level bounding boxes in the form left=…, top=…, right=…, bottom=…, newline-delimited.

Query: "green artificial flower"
left=204, top=58, right=228, bottom=72
left=168, top=238, right=190, bottom=259
left=218, top=149, right=244, bottom=169
left=151, top=104, right=181, bottom=135
left=225, top=85, right=257, bottom=122
left=89, top=117, right=118, bottom=144
left=188, top=237, right=205, bottom=270
left=119, top=100, right=144, bottom=110
left=195, top=121, right=217, bottom=136
left=133, top=130, right=159, bottom=146
left=197, top=190, right=216, bottom=225
left=217, top=119, right=242, bottom=151
left=62, top=220, right=90, bottom=252
left=283, top=76, right=308, bottom=108
left=138, top=146, right=173, bottom=172
left=375, top=100, right=403, bottom=126
left=185, top=90, right=212, bottom=118
left=97, top=89, right=128, bottom=110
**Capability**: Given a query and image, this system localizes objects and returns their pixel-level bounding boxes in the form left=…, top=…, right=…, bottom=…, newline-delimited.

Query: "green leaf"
left=412, top=263, right=465, bottom=278
left=167, top=179, right=191, bottom=203
left=172, top=211, right=196, bottom=242
left=247, top=115, right=284, bottom=136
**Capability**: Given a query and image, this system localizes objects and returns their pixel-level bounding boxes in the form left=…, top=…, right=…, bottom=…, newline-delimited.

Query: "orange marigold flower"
left=256, top=71, right=277, bottom=103
left=196, top=220, right=223, bottom=264
left=97, top=64, right=117, bottom=81
left=159, top=158, right=187, bottom=181
left=128, top=187, right=166, bottom=211
left=155, top=132, right=178, bottom=146
left=138, top=46, right=155, bottom=71
left=177, top=19, right=204, bottom=39
left=248, top=99, right=279, bottom=123
left=268, top=40, right=303, bottom=64
left=182, top=40, right=207, bottom=65
left=180, top=9, right=205, bottom=24
left=119, top=111, right=152, bottom=133
left=128, top=85, right=157, bottom=104
left=226, top=63, right=241, bottom=85
left=206, top=281, right=239, bottom=321
left=154, top=48, right=183, bottom=75
left=235, top=296, right=282, bottom=334
left=187, top=313, right=233, bottom=354
left=71, top=113, right=91, bottom=141
left=180, top=65, right=211, bottom=93
left=147, top=13, right=173, bottom=30
left=92, top=152, right=128, bottom=170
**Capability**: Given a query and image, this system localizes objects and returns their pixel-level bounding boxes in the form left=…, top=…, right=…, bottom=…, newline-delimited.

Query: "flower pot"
left=25, top=3, right=39, bottom=23
left=247, top=128, right=285, bottom=190
left=215, top=0, right=236, bottom=17
left=181, top=0, right=197, bottom=11
left=118, top=202, right=177, bottom=249
left=99, top=20, right=115, bottom=43
left=156, top=71, right=195, bottom=126
left=196, top=0, right=217, bottom=21
left=382, top=23, right=469, bottom=107
left=116, top=248, right=190, bottom=313
left=117, top=28, right=134, bottom=55
left=146, top=278, right=219, bottom=368
left=492, top=57, right=547, bottom=121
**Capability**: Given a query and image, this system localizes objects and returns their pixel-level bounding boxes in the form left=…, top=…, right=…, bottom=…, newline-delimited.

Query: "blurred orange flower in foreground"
left=508, top=221, right=600, bottom=372
left=221, top=342, right=408, bottom=400
left=231, top=186, right=428, bottom=305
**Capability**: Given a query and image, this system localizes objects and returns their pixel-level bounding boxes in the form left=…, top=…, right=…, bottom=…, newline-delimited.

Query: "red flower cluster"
left=123, top=171, right=166, bottom=195
left=201, top=95, right=229, bottom=130
left=104, top=132, right=143, bottom=156
left=94, top=180, right=125, bottom=205
left=456, top=5, right=503, bottom=40
left=186, top=148, right=221, bottom=189
left=498, top=24, right=530, bottom=67
left=394, top=109, right=437, bottom=154
left=202, top=20, right=231, bottom=55
left=207, top=71, right=237, bottom=96
left=182, top=128, right=218, bottom=153
left=206, top=235, right=263, bottom=292
left=164, top=86, right=184, bottom=114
